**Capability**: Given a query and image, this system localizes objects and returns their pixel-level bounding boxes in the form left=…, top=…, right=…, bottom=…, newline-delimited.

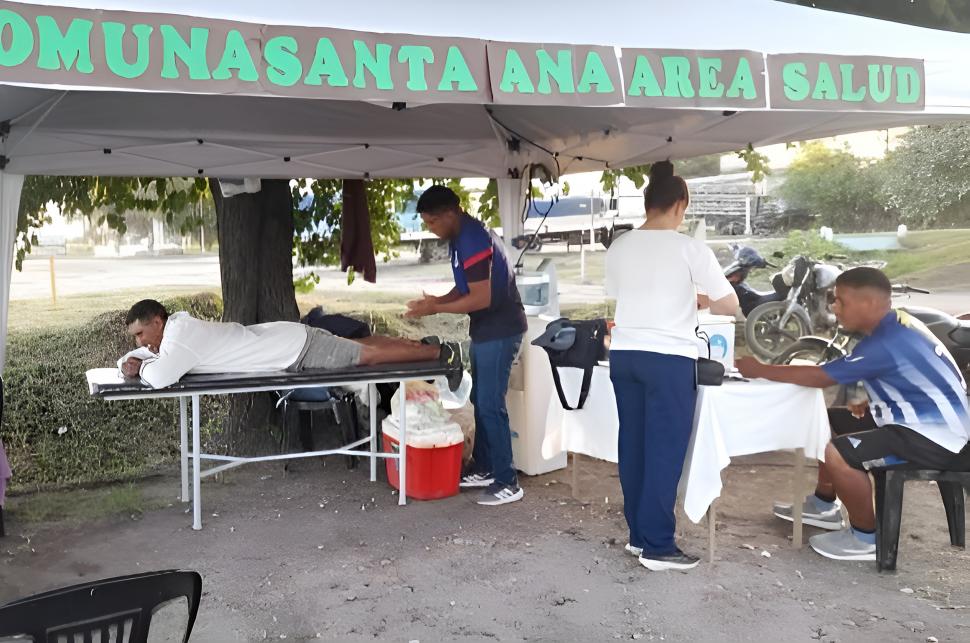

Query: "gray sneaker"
left=773, top=495, right=843, bottom=530
left=809, top=528, right=876, bottom=561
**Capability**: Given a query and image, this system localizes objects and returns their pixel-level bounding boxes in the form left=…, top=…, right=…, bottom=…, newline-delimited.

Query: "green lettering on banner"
left=36, top=16, right=94, bottom=73
left=500, top=48, right=534, bottom=94
left=102, top=22, right=153, bottom=79
left=264, top=35, right=301, bottom=87
left=577, top=51, right=613, bottom=93
left=212, top=29, right=258, bottom=81
left=782, top=62, right=809, bottom=100
left=896, top=66, right=920, bottom=104
left=867, top=64, right=892, bottom=103
left=304, top=37, right=348, bottom=87
left=726, top=57, right=756, bottom=99
left=0, top=8, right=34, bottom=67
left=661, top=56, right=693, bottom=98
left=811, top=62, right=838, bottom=100
left=397, top=45, right=434, bottom=91
left=697, top=56, right=723, bottom=98
left=353, top=40, right=393, bottom=90
left=839, top=63, right=865, bottom=102
left=536, top=49, right=574, bottom=95
left=627, top=55, right=662, bottom=97
left=438, top=46, right=477, bottom=91
left=160, top=25, right=211, bottom=80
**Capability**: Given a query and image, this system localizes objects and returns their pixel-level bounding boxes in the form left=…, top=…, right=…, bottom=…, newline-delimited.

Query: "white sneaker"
left=809, top=528, right=876, bottom=561
left=477, top=482, right=524, bottom=506
left=460, top=472, right=495, bottom=488
left=773, top=495, right=843, bottom=530
left=624, top=543, right=643, bottom=557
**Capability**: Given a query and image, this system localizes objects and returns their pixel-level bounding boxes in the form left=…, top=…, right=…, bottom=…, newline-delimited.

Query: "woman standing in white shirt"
left=605, top=161, right=738, bottom=571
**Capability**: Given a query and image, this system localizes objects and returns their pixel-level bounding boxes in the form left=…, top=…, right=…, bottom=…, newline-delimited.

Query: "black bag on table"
left=532, top=318, right=609, bottom=410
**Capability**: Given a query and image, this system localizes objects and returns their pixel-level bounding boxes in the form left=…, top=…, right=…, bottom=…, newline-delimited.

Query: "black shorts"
left=828, top=408, right=969, bottom=471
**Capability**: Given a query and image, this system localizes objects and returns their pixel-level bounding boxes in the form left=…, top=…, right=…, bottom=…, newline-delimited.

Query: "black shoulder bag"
left=533, top=318, right=609, bottom=410
left=689, top=264, right=725, bottom=387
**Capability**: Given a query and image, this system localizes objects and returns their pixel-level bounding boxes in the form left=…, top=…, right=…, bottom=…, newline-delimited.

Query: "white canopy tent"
left=2, top=0, right=970, bottom=368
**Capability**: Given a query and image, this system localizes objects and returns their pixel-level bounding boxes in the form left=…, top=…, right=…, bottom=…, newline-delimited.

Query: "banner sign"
left=0, top=1, right=925, bottom=111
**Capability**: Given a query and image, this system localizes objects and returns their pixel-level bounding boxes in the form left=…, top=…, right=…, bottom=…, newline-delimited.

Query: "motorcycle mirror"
left=772, top=251, right=784, bottom=258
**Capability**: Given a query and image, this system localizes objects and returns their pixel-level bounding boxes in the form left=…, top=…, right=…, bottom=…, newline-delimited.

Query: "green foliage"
left=736, top=144, right=772, bottom=184
left=779, top=142, right=887, bottom=231
left=2, top=293, right=226, bottom=490
left=290, top=179, right=415, bottom=282
left=779, top=229, right=851, bottom=259
left=600, top=165, right=652, bottom=193
left=17, top=176, right=209, bottom=269
left=880, top=123, right=970, bottom=228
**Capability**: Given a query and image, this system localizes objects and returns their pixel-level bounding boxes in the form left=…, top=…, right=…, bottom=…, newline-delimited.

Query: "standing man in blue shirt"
left=738, top=267, right=970, bottom=562
left=406, top=186, right=529, bottom=506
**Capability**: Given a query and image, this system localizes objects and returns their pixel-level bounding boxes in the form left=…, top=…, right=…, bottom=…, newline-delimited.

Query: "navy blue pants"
left=610, top=350, right=697, bottom=556
left=470, top=334, right=524, bottom=485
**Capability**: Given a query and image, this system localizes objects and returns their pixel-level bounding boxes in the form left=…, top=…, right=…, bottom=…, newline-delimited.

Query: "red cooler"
left=382, top=418, right=463, bottom=500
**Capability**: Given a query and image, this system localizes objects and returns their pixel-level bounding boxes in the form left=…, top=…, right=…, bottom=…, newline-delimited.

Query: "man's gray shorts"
left=289, top=327, right=363, bottom=371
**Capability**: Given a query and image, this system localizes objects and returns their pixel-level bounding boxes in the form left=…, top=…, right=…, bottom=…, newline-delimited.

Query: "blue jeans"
left=470, top=334, right=523, bottom=486
left=610, top=350, right=697, bottom=556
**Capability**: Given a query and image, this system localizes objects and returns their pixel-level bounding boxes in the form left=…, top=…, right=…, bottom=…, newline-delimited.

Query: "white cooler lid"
left=382, top=417, right=464, bottom=449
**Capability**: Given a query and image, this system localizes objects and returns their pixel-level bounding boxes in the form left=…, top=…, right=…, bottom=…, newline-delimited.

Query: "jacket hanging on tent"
left=340, top=180, right=377, bottom=283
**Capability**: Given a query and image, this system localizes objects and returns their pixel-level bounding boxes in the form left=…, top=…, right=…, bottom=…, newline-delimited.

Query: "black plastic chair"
left=0, top=569, right=203, bottom=642
left=873, top=467, right=970, bottom=571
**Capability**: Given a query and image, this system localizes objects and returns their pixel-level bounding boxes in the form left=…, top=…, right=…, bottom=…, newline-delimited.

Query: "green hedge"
left=2, top=294, right=225, bottom=491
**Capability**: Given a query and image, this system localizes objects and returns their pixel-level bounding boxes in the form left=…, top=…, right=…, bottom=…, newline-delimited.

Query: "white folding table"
left=86, top=362, right=451, bottom=530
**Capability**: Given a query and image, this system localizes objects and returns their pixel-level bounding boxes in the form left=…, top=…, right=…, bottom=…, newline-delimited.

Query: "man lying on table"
left=118, top=299, right=463, bottom=390
left=737, top=267, right=970, bottom=562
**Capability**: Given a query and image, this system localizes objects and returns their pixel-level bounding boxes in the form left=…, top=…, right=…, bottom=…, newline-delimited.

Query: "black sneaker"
left=438, top=342, right=464, bottom=392
left=460, top=471, right=495, bottom=488
left=477, top=482, right=524, bottom=506
left=638, top=549, right=699, bottom=571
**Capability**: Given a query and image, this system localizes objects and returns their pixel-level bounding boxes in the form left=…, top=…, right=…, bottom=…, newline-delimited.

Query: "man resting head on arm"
left=736, top=267, right=970, bottom=563
left=119, top=299, right=464, bottom=390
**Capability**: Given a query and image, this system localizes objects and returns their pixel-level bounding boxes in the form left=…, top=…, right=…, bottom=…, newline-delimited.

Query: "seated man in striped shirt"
left=737, top=267, right=969, bottom=562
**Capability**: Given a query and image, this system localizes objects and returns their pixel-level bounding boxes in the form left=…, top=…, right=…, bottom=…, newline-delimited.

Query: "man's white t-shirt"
left=130, top=312, right=308, bottom=388
left=605, top=230, right=734, bottom=359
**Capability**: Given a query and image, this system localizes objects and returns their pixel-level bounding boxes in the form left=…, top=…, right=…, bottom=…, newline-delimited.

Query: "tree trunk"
left=210, top=178, right=300, bottom=454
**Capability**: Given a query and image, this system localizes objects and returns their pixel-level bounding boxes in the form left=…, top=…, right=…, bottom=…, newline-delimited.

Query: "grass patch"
left=883, top=229, right=970, bottom=279
left=7, top=483, right=162, bottom=525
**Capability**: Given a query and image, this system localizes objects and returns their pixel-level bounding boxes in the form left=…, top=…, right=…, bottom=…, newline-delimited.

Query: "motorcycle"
left=773, top=285, right=970, bottom=381
left=743, top=253, right=850, bottom=361
left=722, top=244, right=789, bottom=317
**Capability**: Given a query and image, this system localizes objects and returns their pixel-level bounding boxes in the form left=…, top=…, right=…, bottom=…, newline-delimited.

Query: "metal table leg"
left=708, top=500, right=717, bottom=563
left=179, top=397, right=189, bottom=503
left=369, top=383, right=378, bottom=482
left=398, top=379, right=407, bottom=506
left=192, top=394, right=202, bottom=531
left=792, top=448, right=805, bottom=548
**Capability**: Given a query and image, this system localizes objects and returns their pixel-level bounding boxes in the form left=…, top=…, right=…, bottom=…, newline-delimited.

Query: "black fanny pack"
left=532, top=318, right=609, bottom=410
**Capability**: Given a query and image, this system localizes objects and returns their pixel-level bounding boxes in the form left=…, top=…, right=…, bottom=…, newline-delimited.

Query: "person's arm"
left=432, top=278, right=491, bottom=314
left=695, top=245, right=739, bottom=316
left=736, top=357, right=837, bottom=388
left=431, top=288, right=461, bottom=305
left=139, top=341, right=201, bottom=389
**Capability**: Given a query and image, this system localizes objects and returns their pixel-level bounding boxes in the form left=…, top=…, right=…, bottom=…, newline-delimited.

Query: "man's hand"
left=697, top=294, right=710, bottom=310
left=121, top=357, right=143, bottom=379
left=405, top=292, right=437, bottom=319
left=735, top=356, right=765, bottom=379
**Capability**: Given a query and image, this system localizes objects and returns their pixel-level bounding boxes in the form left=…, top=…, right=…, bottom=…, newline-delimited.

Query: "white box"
left=698, top=314, right=736, bottom=370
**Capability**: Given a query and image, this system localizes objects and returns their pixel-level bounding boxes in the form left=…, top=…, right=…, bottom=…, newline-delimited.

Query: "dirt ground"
left=3, top=454, right=969, bottom=642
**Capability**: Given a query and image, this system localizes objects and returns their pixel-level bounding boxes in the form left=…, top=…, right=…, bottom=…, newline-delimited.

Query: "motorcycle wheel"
left=772, top=338, right=845, bottom=366
left=744, top=301, right=812, bottom=360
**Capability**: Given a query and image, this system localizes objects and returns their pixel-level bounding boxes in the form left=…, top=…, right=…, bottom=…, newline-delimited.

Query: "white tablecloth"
left=546, top=365, right=830, bottom=522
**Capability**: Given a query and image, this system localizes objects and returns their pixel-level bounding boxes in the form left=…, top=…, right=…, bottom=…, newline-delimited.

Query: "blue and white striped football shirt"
left=823, top=310, right=970, bottom=453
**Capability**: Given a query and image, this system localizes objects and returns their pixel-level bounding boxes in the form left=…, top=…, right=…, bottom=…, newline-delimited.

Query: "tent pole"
left=0, top=172, right=25, bottom=372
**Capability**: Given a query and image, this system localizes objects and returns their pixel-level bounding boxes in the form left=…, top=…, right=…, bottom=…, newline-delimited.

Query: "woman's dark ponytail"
left=644, top=160, right=689, bottom=212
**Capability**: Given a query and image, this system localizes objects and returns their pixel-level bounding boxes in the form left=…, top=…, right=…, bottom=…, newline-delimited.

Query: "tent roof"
left=1, top=0, right=969, bottom=178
